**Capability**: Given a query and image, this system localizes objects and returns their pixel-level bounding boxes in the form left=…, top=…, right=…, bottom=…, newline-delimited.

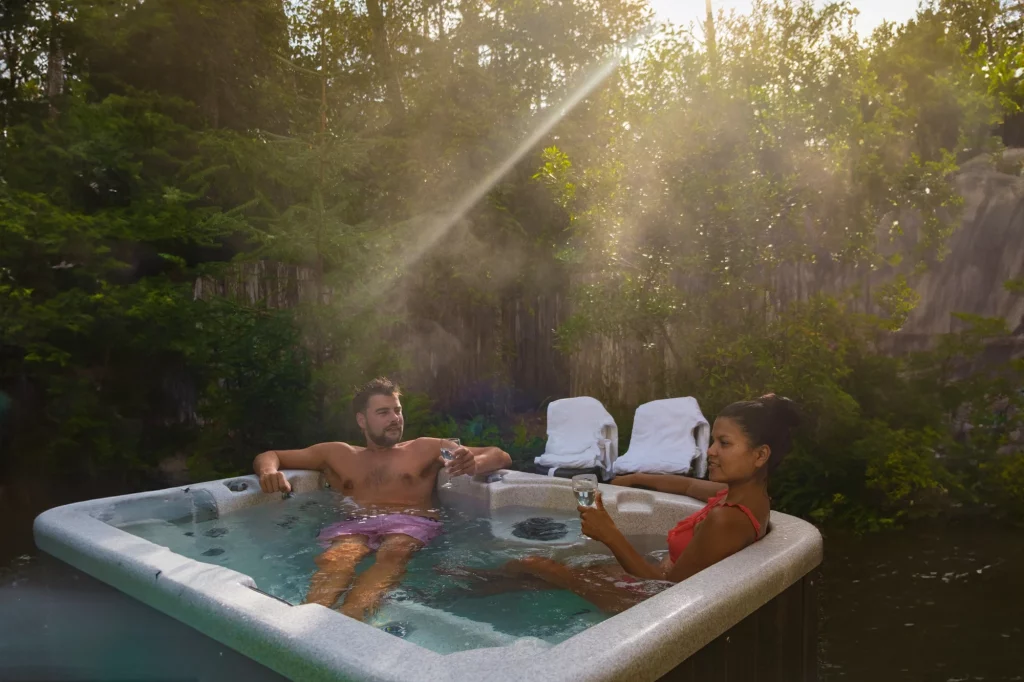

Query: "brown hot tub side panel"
left=659, top=571, right=820, bottom=682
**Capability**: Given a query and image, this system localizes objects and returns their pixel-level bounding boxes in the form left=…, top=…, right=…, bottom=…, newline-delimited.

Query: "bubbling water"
left=114, top=489, right=668, bottom=653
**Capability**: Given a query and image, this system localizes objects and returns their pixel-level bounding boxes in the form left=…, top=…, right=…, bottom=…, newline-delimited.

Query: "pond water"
left=1, top=483, right=1022, bottom=680
left=818, top=521, right=1024, bottom=682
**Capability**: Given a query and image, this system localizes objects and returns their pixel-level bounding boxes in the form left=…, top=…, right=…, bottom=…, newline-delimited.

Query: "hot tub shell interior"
left=34, top=470, right=822, bottom=682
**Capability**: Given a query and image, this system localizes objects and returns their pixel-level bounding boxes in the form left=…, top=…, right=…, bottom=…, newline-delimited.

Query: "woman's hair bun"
left=719, top=393, right=801, bottom=475
left=758, top=393, right=801, bottom=429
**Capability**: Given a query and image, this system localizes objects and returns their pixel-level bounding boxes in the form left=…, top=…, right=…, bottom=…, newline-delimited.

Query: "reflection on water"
left=0, top=553, right=286, bottom=681
left=819, top=521, right=1024, bottom=681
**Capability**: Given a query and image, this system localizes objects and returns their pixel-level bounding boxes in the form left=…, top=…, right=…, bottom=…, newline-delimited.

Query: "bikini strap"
left=720, top=501, right=763, bottom=538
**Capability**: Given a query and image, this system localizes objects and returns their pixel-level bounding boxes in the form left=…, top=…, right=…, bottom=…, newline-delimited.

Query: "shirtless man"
left=252, top=377, right=511, bottom=621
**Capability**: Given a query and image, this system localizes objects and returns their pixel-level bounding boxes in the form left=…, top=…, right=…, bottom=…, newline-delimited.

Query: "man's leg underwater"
left=339, top=534, right=422, bottom=621
left=304, top=535, right=372, bottom=608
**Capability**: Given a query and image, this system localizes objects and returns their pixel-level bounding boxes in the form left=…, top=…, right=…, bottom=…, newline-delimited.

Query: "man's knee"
left=316, top=538, right=371, bottom=567
left=373, top=535, right=422, bottom=565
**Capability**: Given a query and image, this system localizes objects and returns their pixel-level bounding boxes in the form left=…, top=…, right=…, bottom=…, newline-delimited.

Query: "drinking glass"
left=572, top=473, right=599, bottom=538
left=439, top=438, right=461, bottom=490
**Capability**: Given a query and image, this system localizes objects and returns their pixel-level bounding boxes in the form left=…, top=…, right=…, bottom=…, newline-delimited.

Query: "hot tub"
left=34, top=470, right=822, bottom=682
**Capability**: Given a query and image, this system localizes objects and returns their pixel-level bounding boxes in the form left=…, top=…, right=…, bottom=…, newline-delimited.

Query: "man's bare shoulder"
left=402, top=437, right=442, bottom=456
left=314, top=441, right=363, bottom=477
left=317, top=440, right=359, bottom=452
left=315, top=441, right=360, bottom=462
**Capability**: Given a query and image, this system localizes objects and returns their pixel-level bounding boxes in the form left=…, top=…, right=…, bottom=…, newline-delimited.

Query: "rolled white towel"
left=534, top=396, right=618, bottom=473
left=612, top=397, right=709, bottom=478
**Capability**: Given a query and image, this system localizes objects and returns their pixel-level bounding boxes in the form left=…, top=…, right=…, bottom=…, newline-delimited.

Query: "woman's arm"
left=612, top=473, right=726, bottom=502
left=601, top=530, right=669, bottom=580
left=664, top=507, right=757, bottom=582
left=580, top=495, right=758, bottom=583
left=578, top=493, right=667, bottom=580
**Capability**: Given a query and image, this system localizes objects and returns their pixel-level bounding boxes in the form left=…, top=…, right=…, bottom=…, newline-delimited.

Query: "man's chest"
left=328, top=453, right=438, bottom=493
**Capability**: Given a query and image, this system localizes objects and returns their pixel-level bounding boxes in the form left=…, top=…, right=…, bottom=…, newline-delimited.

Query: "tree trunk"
left=366, top=0, right=406, bottom=120
left=1, top=35, right=19, bottom=134
left=46, top=8, right=64, bottom=120
left=458, top=0, right=478, bottom=67
left=705, top=0, right=718, bottom=77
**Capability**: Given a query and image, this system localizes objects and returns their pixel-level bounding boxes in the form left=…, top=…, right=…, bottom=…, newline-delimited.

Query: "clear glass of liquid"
left=572, top=474, right=598, bottom=539
left=439, top=438, right=461, bottom=490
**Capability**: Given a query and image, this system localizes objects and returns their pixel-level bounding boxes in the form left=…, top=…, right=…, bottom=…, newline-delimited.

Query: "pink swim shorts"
left=316, top=514, right=443, bottom=550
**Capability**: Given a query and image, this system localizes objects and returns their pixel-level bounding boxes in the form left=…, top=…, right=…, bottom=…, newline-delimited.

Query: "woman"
left=467, top=394, right=800, bottom=614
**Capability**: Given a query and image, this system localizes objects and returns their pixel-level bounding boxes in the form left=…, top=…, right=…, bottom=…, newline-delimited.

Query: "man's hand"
left=259, top=470, right=291, bottom=494
left=444, top=446, right=478, bottom=477
left=578, top=492, right=622, bottom=545
left=253, top=444, right=333, bottom=493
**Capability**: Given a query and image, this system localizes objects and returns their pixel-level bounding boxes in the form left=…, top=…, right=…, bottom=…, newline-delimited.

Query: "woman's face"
left=707, top=417, right=768, bottom=484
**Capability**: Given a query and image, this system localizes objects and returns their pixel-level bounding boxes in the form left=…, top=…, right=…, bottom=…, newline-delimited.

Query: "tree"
left=535, top=0, right=1017, bottom=525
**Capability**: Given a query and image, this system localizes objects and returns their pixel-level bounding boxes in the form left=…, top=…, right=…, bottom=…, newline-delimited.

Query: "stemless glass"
left=439, top=438, right=461, bottom=490
left=572, top=473, right=599, bottom=538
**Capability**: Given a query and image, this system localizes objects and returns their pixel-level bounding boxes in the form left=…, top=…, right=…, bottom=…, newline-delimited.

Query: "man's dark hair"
left=352, top=377, right=401, bottom=415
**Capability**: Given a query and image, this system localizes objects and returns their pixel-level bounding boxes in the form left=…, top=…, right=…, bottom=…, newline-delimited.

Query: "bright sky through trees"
left=648, top=0, right=920, bottom=35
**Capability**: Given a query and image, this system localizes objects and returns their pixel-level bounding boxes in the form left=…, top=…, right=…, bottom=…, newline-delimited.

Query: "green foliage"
left=1, top=0, right=430, bottom=481
left=626, top=294, right=1024, bottom=532
left=986, top=452, right=1024, bottom=513
left=402, top=392, right=545, bottom=467
left=874, top=276, right=922, bottom=331
left=540, top=0, right=1024, bottom=530
left=187, top=301, right=314, bottom=477
left=1004, top=278, right=1024, bottom=295
left=1, top=0, right=1022, bottom=533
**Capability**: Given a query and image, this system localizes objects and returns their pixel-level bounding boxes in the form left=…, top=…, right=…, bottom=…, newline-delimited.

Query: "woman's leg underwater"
left=435, top=558, right=646, bottom=614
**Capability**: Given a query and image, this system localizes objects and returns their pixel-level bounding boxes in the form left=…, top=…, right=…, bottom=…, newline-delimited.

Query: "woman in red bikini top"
left=503, top=394, right=800, bottom=613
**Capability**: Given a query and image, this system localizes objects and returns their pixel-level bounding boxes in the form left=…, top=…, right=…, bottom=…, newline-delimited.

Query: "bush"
left=710, top=304, right=1024, bottom=530
left=403, top=392, right=545, bottom=469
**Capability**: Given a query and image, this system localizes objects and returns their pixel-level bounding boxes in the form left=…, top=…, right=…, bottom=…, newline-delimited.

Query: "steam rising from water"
left=364, top=26, right=656, bottom=302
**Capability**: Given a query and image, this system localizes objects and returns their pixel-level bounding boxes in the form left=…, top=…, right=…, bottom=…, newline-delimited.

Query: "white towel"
left=534, top=397, right=618, bottom=473
left=612, top=397, right=709, bottom=478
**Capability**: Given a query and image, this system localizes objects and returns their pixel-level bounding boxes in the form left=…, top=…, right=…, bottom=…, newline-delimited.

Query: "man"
left=252, top=377, right=511, bottom=621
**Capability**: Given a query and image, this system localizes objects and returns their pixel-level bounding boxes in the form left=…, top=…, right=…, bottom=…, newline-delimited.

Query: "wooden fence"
left=192, top=153, right=1024, bottom=415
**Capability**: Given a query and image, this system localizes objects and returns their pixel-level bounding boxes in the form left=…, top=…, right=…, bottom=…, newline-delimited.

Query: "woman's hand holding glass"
left=577, top=492, right=621, bottom=545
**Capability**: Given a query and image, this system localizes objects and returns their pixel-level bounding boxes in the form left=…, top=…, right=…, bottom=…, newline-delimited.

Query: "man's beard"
left=368, top=424, right=403, bottom=447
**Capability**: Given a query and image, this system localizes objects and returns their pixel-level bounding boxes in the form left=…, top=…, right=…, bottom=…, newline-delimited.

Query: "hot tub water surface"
left=34, top=471, right=822, bottom=682
left=114, top=488, right=669, bottom=654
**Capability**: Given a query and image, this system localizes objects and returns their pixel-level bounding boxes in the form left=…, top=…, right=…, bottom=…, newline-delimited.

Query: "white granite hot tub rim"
left=35, top=469, right=823, bottom=682
left=437, top=470, right=822, bottom=681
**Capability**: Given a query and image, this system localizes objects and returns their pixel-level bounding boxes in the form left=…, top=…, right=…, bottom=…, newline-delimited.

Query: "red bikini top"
left=666, top=489, right=763, bottom=563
